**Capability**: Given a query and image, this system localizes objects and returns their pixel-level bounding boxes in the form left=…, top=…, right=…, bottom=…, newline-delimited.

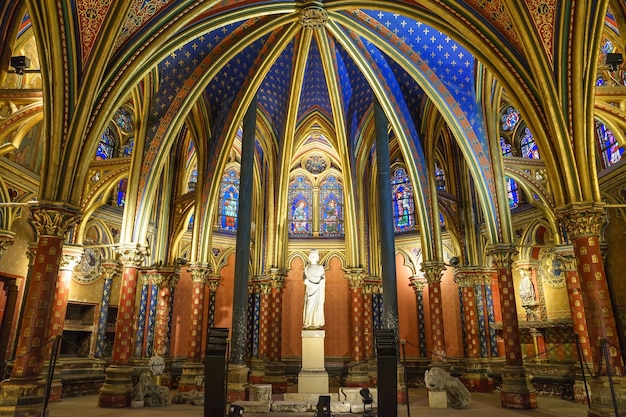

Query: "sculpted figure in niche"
left=303, top=249, right=325, bottom=329
left=519, top=269, right=536, bottom=305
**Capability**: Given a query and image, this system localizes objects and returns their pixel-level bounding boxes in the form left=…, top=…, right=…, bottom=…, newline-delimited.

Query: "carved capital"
left=206, top=274, right=221, bottom=292
left=268, top=267, right=288, bottom=288
left=116, top=243, right=149, bottom=268
left=421, top=261, right=446, bottom=283
left=99, top=259, right=120, bottom=280
left=149, top=267, right=179, bottom=288
left=188, top=263, right=210, bottom=284
left=0, top=231, right=15, bottom=259
left=363, top=276, right=382, bottom=294
left=59, top=245, right=83, bottom=271
left=30, top=204, right=80, bottom=238
left=557, top=203, right=605, bottom=240
left=409, top=275, right=426, bottom=292
left=487, top=244, right=518, bottom=269
left=344, top=267, right=365, bottom=288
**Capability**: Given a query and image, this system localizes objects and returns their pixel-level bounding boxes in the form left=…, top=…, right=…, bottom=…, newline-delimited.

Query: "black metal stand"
left=204, top=327, right=230, bottom=417
left=42, top=336, right=61, bottom=417
left=574, top=334, right=591, bottom=408
left=375, top=329, right=397, bottom=417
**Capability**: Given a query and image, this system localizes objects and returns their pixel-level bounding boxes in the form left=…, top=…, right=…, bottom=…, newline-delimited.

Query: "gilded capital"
left=59, top=245, right=83, bottom=271
left=188, top=263, right=210, bottom=284
left=487, top=244, right=518, bottom=269
left=116, top=243, right=149, bottom=268
left=409, top=275, right=426, bottom=292
left=99, top=259, right=120, bottom=280
left=421, top=261, right=446, bottom=283
left=207, top=274, right=221, bottom=292
left=269, top=267, right=289, bottom=288
left=150, top=267, right=179, bottom=288
left=0, top=231, right=15, bottom=259
left=363, top=276, right=382, bottom=294
left=557, top=203, right=605, bottom=240
left=30, top=204, right=80, bottom=238
left=344, top=267, right=365, bottom=288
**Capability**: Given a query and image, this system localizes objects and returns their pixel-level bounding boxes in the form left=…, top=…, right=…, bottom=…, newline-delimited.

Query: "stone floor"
left=46, top=389, right=589, bottom=417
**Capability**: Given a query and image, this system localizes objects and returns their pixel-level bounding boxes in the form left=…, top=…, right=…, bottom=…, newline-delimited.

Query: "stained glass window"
left=501, top=106, right=520, bottom=131
left=116, top=178, right=127, bottom=207
left=391, top=167, right=416, bottom=233
left=114, top=107, right=134, bottom=133
left=505, top=176, right=519, bottom=209
left=435, top=163, right=446, bottom=191
left=319, top=175, right=344, bottom=237
left=520, top=127, right=540, bottom=159
left=288, top=176, right=313, bottom=237
left=96, top=127, right=115, bottom=160
left=500, top=137, right=512, bottom=156
left=218, top=169, right=240, bottom=232
left=595, top=120, right=624, bottom=168
left=121, top=138, right=134, bottom=157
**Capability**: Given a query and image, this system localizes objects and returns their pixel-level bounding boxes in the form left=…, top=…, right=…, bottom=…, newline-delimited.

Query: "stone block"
left=271, top=401, right=310, bottom=412
left=250, top=384, right=272, bottom=401
left=429, top=390, right=447, bottom=408
left=232, top=400, right=272, bottom=412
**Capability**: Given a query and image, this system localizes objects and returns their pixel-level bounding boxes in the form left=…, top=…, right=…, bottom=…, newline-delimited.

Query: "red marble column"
left=256, top=280, right=271, bottom=361
left=454, top=269, right=480, bottom=358
left=560, top=205, right=624, bottom=377
left=345, top=268, right=368, bottom=387
left=0, top=205, right=79, bottom=416
left=179, top=264, right=210, bottom=392
left=267, top=269, right=286, bottom=365
left=45, top=245, right=83, bottom=402
left=99, top=244, right=148, bottom=408
left=152, top=267, right=179, bottom=357
left=488, top=244, right=536, bottom=409
left=362, top=279, right=377, bottom=360
left=422, top=261, right=446, bottom=361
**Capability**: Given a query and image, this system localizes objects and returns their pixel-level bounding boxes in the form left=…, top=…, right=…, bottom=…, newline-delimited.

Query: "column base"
left=178, top=362, right=205, bottom=392
left=226, top=364, right=249, bottom=403
left=98, top=365, right=132, bottom=408
left=500, top=366, right=537, bottom=409
left=0, top=376, right=46, bottom=417
left=263, top=361, right=287, bottom=394
left=587, top=376, right=626, bottom=417
left=346, top=362, right=370, bottom=387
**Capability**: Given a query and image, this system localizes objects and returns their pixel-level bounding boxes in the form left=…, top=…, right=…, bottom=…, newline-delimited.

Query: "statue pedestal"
left=298, top=330, right=328, bottom=393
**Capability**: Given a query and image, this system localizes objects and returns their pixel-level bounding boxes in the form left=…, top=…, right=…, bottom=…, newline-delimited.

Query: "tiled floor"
left=47, top=390, right=589, bottom=417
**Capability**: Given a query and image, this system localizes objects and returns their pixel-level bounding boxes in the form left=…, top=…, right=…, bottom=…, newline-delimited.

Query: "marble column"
left=345, top=268, right=369, bottom=386
left=454, top=268, right=480, bottom=358
left=45, top=245, right=83, bottom=402
left=152, top=267, right=179, bottom=357
left=98, top=244, right=148, bottom=408
left=487, top=244, right=536, bottom=409
left=95, top=260, right=119, bottom=358
left=559, top=204, right=626, bottom=417
left=178, top=264, right=209, bottom=392
left=362, top=278, right=379, bottom=361
left=0, top=204, right=79, bottom=417
left=422, top=261, right=446, bottom=361
left=133, top=274, right=150, bottom=358
left=263, top=268, right=288, bottom=392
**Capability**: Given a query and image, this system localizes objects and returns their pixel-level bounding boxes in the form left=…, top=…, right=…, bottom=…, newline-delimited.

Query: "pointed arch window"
left=505, top=176, right=519, bottom=209
left=289, top=176, right=313, bottom=237
left=96, top=127, right=116, bottom=160
left=319, top=175, right=344, bottom=237
left=391, top=167, right=416, bottom=233
left=520, top=127, right=540, bottom=159
left=218, top=169, right=240, bottom=232
left=595, top=120, right=624, bottom=168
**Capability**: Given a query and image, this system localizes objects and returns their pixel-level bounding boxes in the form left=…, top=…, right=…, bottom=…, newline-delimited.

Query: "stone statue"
left=519, top=269, right=536, bottom=305
left=424, top=367, right=471, bottom=409
left=303, top=249, right=325, bottom=329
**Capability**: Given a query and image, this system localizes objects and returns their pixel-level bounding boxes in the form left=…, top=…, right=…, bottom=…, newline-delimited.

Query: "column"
left=362, top=278, right=379, bottom=361
left=133, top=274, right=150, bottom=358
left=45, top=245, right=83, bottom=402
left=264, top=268, right=288, bottom=392
left=207, top=274, right=220, bottom=328
left=152, top=267, right=179, bottom=357
left=145, top=278, right=158, bottom=357
left=409, top=277, right=427, bottom=357
left=345, top=268, right=369, bottom=386
left=454, top=269, right=480, bottom=358
left=559, top=204, right=626, bottom=417
left=95, top=260, right=119, bottom=358
left=98, top=244, right=148, bottom=408
left=488, top=244, right=536, bottom=409
left=374, top=99, right=399, bottom=333
left=179, top=263, right=208, bottom=392
left=422, top=261, right=446, bottom=361
left=0, top=205, right=79, bottom=417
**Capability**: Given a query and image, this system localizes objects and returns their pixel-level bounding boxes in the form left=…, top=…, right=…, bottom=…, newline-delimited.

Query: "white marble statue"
left=303, top=249, right=325, bottom=329
left=519, top=269, right=536, bottom=305
left=424, top=367, right=471, bottom=409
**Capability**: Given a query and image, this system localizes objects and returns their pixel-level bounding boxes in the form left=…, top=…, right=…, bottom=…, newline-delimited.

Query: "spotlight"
left=228, top=404, right=244, bottom=416
left=602, top=53, right=623, bottom=71
left=10, top=56, right=30, bottom=75
left=314, top=395, right=331, bottom=417
left=359, top=387, right=374, bottom=415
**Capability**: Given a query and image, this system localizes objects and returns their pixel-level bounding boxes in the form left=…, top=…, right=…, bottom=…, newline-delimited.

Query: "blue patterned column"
left=167, top=286, right=175, bottom=357
left=134, top=274, right=150, bottom=357
left=207, top=275, right=220, bottom=328
left=409, top=276, right=426, bottom=357
left=96, top=260, right=119, bottom=358
left=145, top=279, right=158, bottom=357
left=474, top=281, right=489, bottom=358
left=484, top=275, right=499, bottom=357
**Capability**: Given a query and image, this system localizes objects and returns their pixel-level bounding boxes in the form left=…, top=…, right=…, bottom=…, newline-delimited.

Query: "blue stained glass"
left=596, top=120, right=624, bottom=168
left=500, top=137, right=512, bottom=156
left=219, top=169, right=240, bottom=232
left=391, top=168, right=416, bottom=233
left=520, top=127, right=540, bottom=159
left=289, top=176, right=313, bottom=237
left=113, top=107, right=134, bottom=133
left=96, top=127, right=115, bottom=160
left=319, top=175, right=344, bottom=237
left=116, top=178, right=127, bottom=207
left=121, top=138, right=134, bottom=157
left=501, top=106, right=520, bottom=131
left=506, top=176, right=519, bottom=209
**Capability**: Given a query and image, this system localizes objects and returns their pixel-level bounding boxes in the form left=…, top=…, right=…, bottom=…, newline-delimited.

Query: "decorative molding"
left=557, top=203, right=605, bottom=239
left=299, top=3, right=328, bottom=30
